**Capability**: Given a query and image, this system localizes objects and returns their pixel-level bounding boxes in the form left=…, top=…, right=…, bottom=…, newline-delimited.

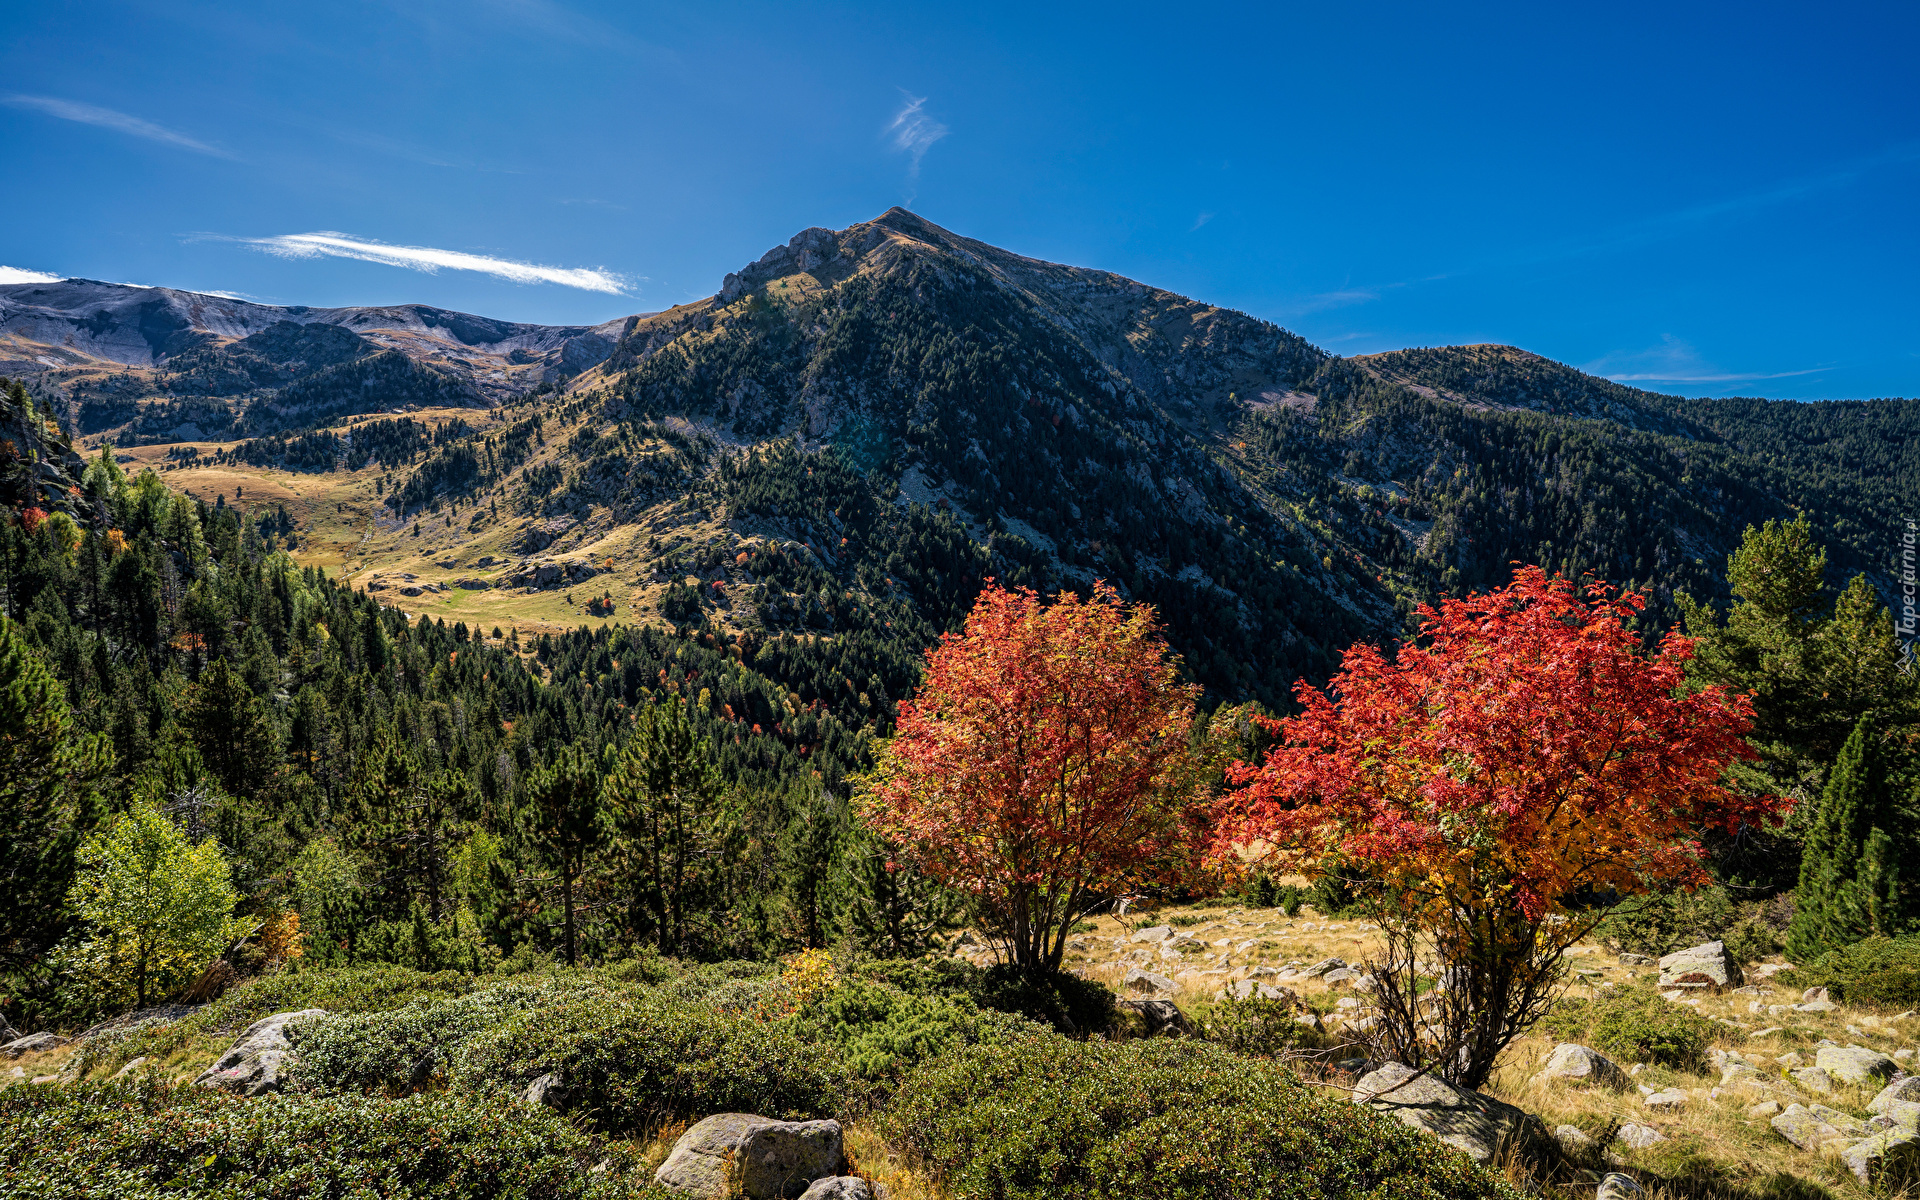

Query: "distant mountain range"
left=6, top=208, right=1913, bottom=705
left=0, top=278, right=636, bottom=438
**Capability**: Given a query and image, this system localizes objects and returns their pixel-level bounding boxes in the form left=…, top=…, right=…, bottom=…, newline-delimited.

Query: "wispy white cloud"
left=0, top=266, right=64, bottom=285
left=886, top=93, right=948, bottom=182
left=4, top=94, right=232, bottom=158
left=1275, top=287, right=1383, bottom=319
left=206, top=231, right=629, bottom=294
left=1190, top=212, right=1215, bottom=232
left=1581, top=335, right=1828, bottom=388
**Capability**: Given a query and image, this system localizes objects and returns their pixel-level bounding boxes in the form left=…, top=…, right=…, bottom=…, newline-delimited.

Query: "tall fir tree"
left=1787, top=714, right=1914, bottom=961
left=519, top=745, right=607, bottom=965
left=603, top=699, right=721, bottom=955
left=0, top=612, right=109, bottom=973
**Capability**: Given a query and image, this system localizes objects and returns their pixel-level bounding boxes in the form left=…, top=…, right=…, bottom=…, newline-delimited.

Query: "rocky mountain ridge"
left=25, top=208, right=1915, bottom=704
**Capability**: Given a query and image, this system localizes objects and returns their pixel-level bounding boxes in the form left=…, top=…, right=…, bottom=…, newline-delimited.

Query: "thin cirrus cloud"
left=1580, top=335, right=1827, bottom=388
left=4, top=94, right=233, bottom=158
left=213, top=232, right=630, bottom=295
left=887, top=93, right=948, bottom=180
left=0, top=266, right=65, bottom=285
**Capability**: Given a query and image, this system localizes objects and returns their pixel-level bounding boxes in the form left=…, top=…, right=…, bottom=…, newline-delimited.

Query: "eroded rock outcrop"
left=654, top=1113, right=843, bottom=1199
left=192, top=1009, right=326, bottom=1096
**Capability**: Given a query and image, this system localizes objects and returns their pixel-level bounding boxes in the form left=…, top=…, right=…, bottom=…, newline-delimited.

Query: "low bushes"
left=883, top=1035, right=1519, bottom=1199
left=69, top=967, right=486, bottom=1079
left=1596, top=887, right=1783, bottom=964
left=853, top=958, right=1116, bottom=1035
left=451, top=989, right=844, bottom=1137
left=798, top=977, right=1043, bottom=1083
left=291, top=977, right=606, bottom=1094
left=1195, top=993, right=1314, bottom=1058
left=0, top=1077, right=649, bottom=1199
left=1781, top=934, right=1920, bottom=1009
left=1539, top=988, right=1722, bottom=1069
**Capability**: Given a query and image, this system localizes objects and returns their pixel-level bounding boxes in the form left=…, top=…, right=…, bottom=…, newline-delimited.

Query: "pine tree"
left=0, top=613, right=109, bottom=971
left=1788, top=715, right=1912, bottom=960
left=520, top=746, right=607, bottom=965
left=603, top=699, right=720, bottom=954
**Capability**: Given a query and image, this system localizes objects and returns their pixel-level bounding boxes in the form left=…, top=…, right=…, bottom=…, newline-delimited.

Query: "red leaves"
left=861, top=582, right=1208, bottom=907
left=1217, top=566, right=1785, bottom=919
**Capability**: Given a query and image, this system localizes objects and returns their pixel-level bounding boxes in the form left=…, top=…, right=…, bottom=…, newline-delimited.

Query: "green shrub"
left=0, top=1077, right=650, bottom=1198
left=1197, top=993, right=1313, bottom=1058
left=646, top=959, right=781, bottom=1011
left=798, top=978, right=1043, bottom=1082
left=1540, top=989, right=1721, bottom=1069
left=1238, top=873, right=1309, bottom=916
left=854, top=959, right=1117, bottom=1036
left=451, top=990, right=843, bottom=1137
left=1781, top=935, right=1920, bottom=1009
left=291, top=978, right=606, bottom=1094
left=884, top=1035, right=1519, bottom=1199
left=69, top=967, right=485, bottom=1078
left=1597, top=886, right=1782, bottom=963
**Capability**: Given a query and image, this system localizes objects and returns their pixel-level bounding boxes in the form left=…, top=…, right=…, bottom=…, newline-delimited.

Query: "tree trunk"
left=562, top=859, right=577, bottom=966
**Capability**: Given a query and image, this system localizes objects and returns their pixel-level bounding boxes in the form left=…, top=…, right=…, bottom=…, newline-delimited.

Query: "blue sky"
left=3, top=0, right=1915, bottom=399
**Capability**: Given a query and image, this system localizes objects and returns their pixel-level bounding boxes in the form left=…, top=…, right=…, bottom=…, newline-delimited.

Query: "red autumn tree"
left=1217, top=566, right=1784, bottom=1087
left=859, top=582, right=1210, bottom=975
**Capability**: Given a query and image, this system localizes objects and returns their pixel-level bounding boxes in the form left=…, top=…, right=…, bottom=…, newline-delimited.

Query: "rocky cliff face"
left=0, top=381, right=99, bottom=524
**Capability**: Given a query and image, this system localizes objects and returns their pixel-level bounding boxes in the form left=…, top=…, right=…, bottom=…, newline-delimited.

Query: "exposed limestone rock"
left=1536, top=1044, right=1632, bottom=1092
left=193, top=1009, right=326, bottom=1097
left=1350, top=1062, right=1549, bottom=1163
left=1657, top=941, right=1742, bottom=990
left=654, top=1113, right=843, bottom=1199
left=1116, top=998, right=1191, bottom=1037
left=1815, top=1046, right=1896, bottom=1085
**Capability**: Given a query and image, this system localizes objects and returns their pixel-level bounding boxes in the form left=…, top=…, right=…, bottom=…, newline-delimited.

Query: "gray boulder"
left=655, top=1113, right=843, bottom=1199
left=1305, top=958, right=1349, bottom=979
left=1116, top=998, right=1191, bottom=1037
left=1789, top=1067, right=1835, bottom=1095
left=1841, top=1129, right=1920, bottom=1187
left=1871, top=1077, right=1920, bottom=1114
left=1874, top=1099, right=1920, bottom=1133
left=1553, top=1124, right=1595, bottom=1153
left=3, top=1032, right=64, bottom=1058
left=524, top=1072, right=565, bottom=1107
left=111, top=1057, right=150, bottom=1079
left=1597, top=1173, right=1645, bottom=1200
left=1615, top=1123, right=1663, bottom=1150
left=1771, top=1103, right=1865, bottom=1151
left=1351, top=1062, right=1549, bottom=1163
left=797, top=1179, right=877, bottom=1200
left=1130, top=925, right=1173, bottom=944
left=1816, top=1046, right=1896, bottom=1085
left=1537, top=1044, right=1631, bottom=1092
left=1657, top=941, right=1742, bottom=990
left=1122, top=967, right=1177, bottom=996
left=193, top=1009, right=326, bottom=1097
left=1225, top=979, right=1294, bottom=1001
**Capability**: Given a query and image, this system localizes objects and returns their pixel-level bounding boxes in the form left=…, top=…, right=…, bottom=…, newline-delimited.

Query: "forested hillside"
left=6, top=208, right=1916, bottom=1033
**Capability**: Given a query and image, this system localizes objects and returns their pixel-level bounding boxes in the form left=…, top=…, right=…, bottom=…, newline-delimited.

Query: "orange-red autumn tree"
left=860, top=582, right=1209, bottom=975
left=1217, top=567, right=1785, bottom=1087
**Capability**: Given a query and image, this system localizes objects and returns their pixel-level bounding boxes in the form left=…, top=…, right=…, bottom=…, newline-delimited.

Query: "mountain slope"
left=40, top=209, right=1912, bottom=712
